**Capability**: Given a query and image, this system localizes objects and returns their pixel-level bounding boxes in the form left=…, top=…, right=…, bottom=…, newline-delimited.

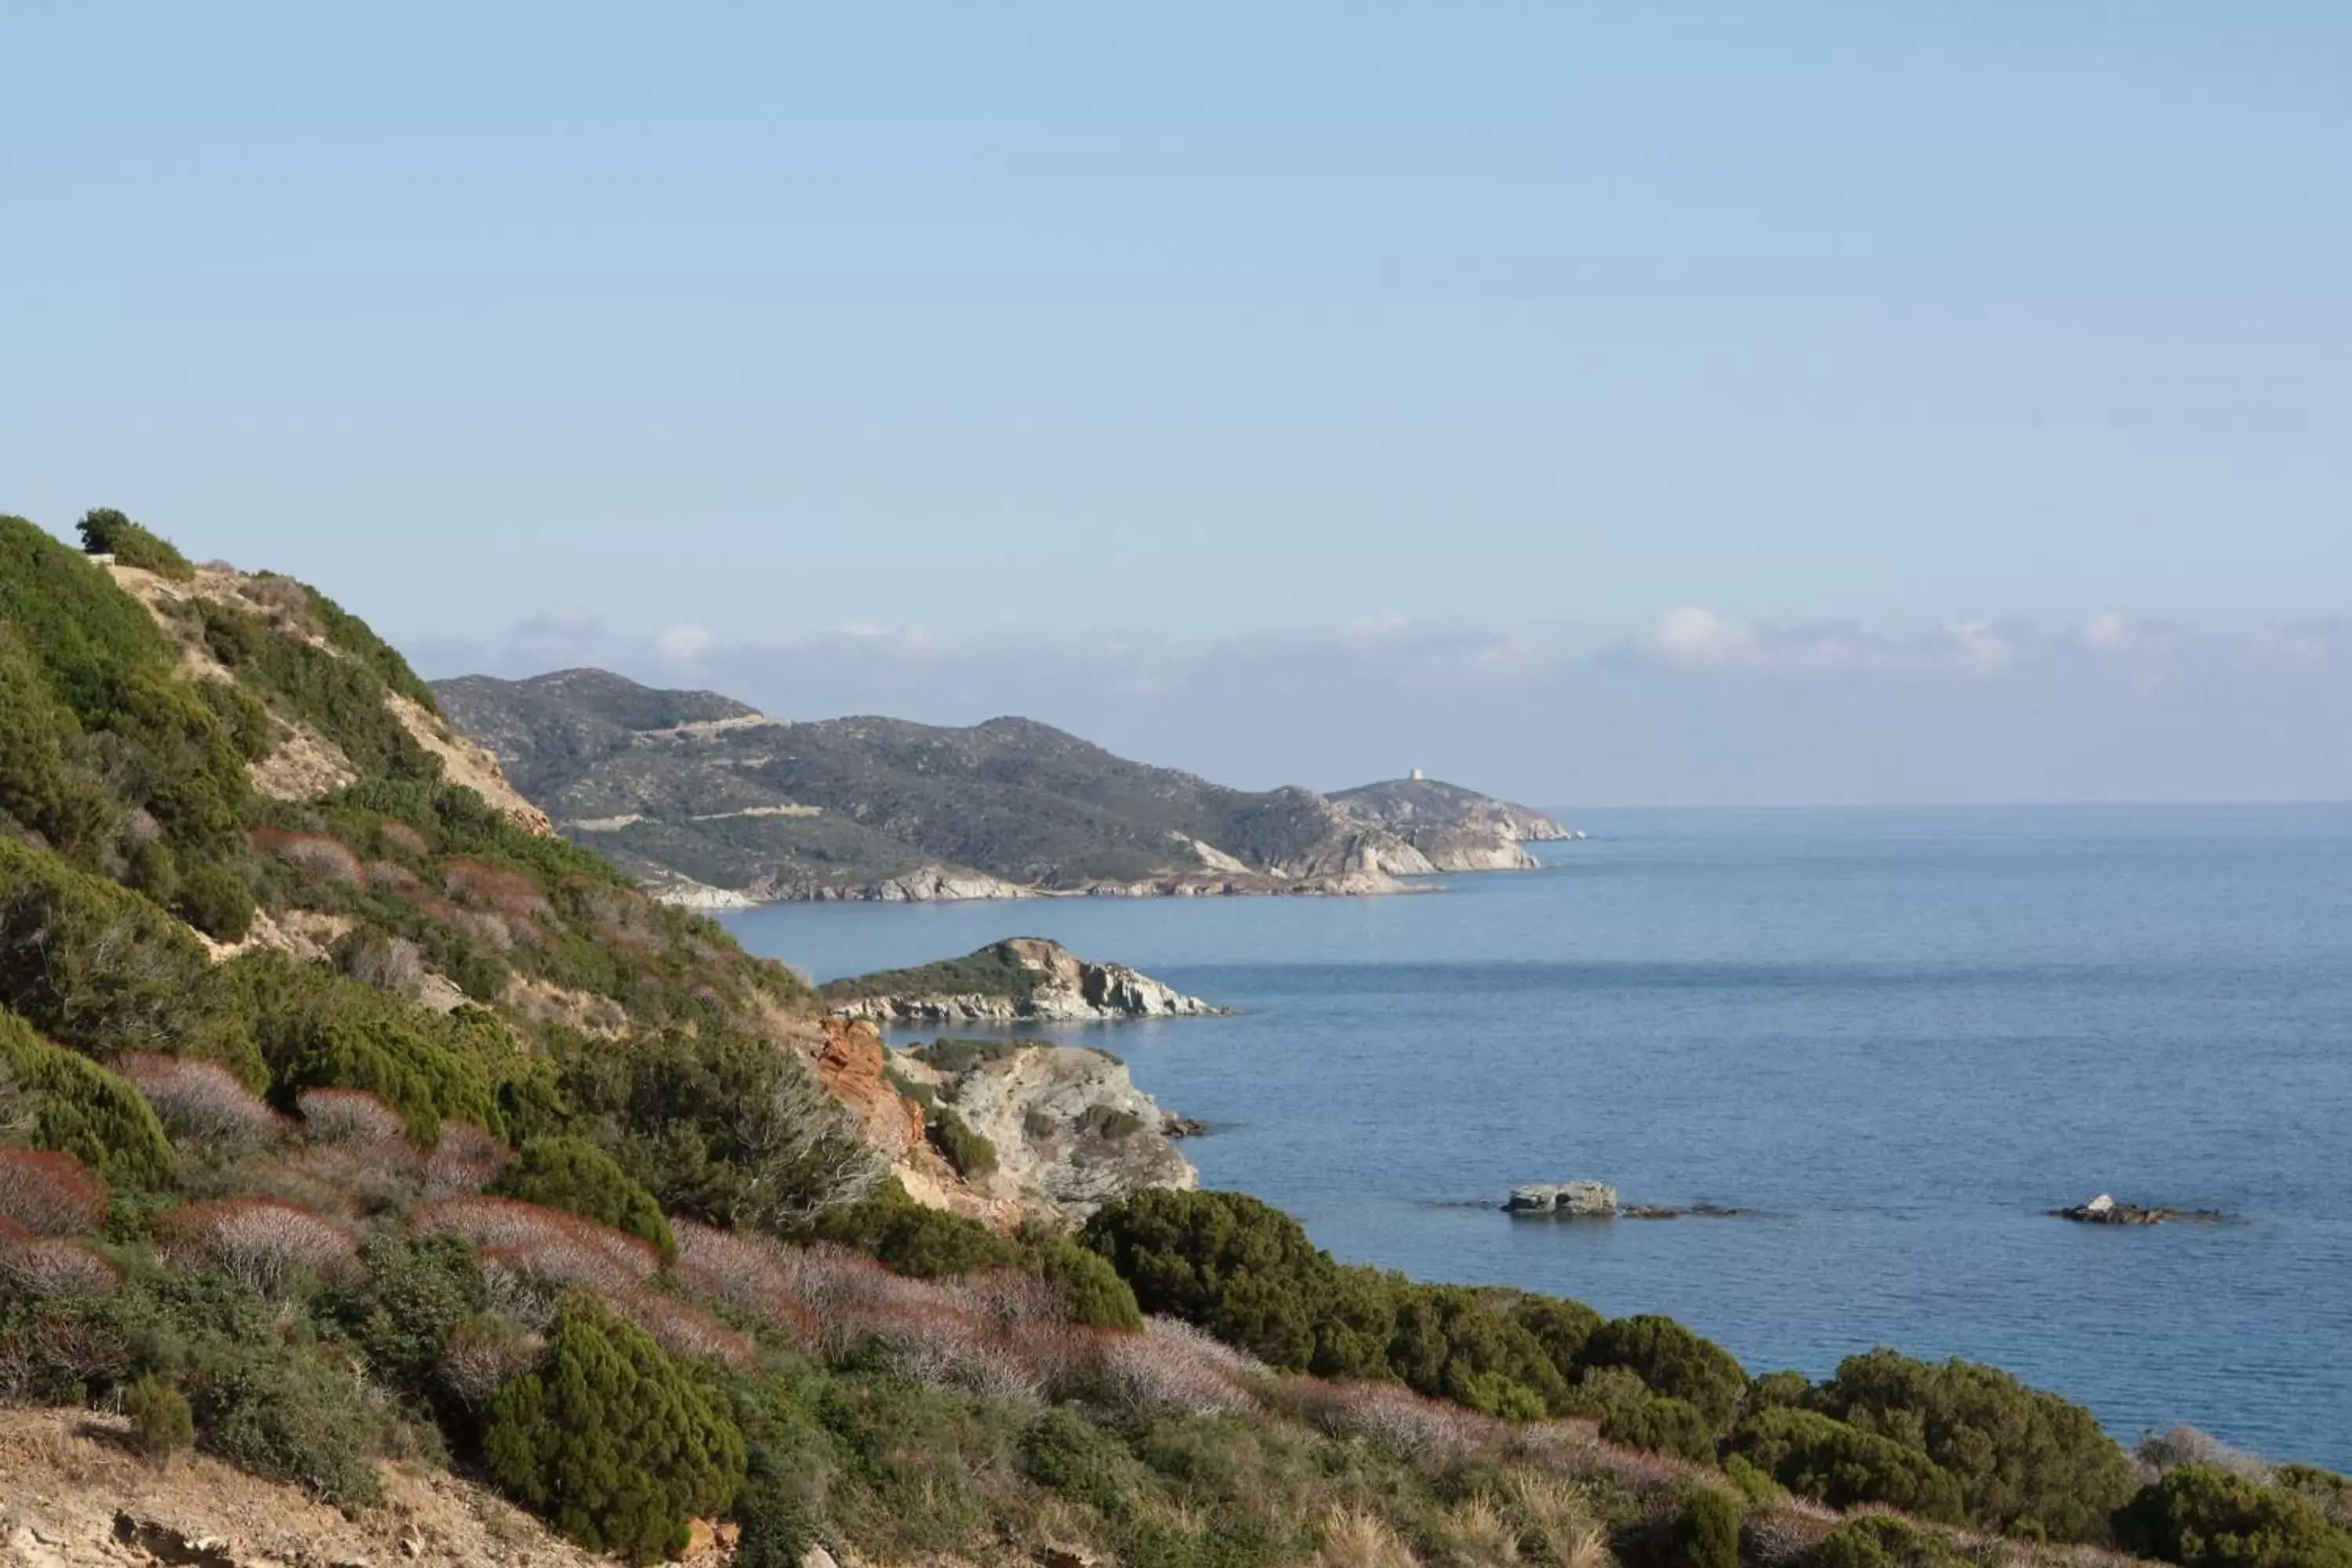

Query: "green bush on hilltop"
left=76, top=507, right=194, bottom=580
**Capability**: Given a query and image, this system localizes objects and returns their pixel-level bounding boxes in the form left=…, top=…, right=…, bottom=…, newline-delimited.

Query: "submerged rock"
left=2050, top=1193, right=2223, bottom=1225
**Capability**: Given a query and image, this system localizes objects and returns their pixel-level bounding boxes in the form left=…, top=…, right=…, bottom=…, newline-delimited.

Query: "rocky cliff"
left=893, top=1038, right=1199, bottom=1217
left=825, top=938, right=1227, bottom=1024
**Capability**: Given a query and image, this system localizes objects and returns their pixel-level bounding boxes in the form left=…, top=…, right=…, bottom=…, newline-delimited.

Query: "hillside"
left=823, top=937, right=1228, bottom=1024
left=432, top=669, right=1567, bottom=903
left=5, top=510, right=2347, bottom=1568
left=1331, top=775, right=1575, bottom=871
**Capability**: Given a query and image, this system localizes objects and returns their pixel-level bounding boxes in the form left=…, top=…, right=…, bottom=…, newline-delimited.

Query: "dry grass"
left=1315, top=1504, right=1421, bottom=1568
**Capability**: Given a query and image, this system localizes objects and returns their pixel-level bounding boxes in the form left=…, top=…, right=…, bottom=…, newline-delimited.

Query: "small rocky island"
left=2050, top=1193, right=2225, bottom=1226
left=1505, top=1181, right=1755, bottom=1220
left=822, top=937, right=1229, bottom=1024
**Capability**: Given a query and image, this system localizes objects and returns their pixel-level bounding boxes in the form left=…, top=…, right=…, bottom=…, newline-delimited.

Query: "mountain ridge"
left=431, top=667, right=1571, bottom=904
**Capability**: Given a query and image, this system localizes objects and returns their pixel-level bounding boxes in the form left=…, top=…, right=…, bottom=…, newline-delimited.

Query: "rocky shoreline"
left=2050, top=1193, right=2226, bottom=1226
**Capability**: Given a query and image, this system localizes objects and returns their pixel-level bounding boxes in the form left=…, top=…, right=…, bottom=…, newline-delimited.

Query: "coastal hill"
left=434, top=667, right=1570, bottom=905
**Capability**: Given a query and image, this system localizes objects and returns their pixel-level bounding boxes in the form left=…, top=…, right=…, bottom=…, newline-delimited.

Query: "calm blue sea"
left=722, top=805, right=2352, bottom=1470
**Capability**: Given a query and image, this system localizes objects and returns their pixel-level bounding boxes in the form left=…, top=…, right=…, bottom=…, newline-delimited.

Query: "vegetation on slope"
left=2, top=511, right=2347, bottom=1568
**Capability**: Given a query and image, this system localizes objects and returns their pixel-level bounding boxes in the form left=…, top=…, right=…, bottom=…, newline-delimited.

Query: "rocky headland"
left=824, top=938, right=1228, bottom=1024
left=430, top=670, right=1576, bottom=903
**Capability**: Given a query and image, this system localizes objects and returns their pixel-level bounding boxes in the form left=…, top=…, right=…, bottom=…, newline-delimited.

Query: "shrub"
left=1385, top=1283, right=1567, bottom=1418
left=329, top=1232, right=490, bottom=1401
left=927, top=1105, right=998, bottom=1178
left=124, top=1374, right=194, bottom=1462
left=0, top=1236, right=123, bottom=1298
left=1675, top=1485, right=1742, bottom=1568
left=1729, top=1406, right=1966, bottom=1524
left=115, top=1052, right=281, bottom=1145
left=2114, top=1466, right=2352, bottom=1568
left=1020, top=1404, right=1146, bottom=1514
left=1601, top=1394, right=1719, bottom=1464
left=76, top=508, right=194, bottom=580
left=670, top=1221, right=819, bottom=1347
left=1028, top=1229, right=1143, bottom=1329
left=0, top=1013, right=178, bottom=1187
left=423, top=1120, right=510, bottom=1197
left=412, top=1194, right=662, bottom=1290
left=731, top=1484, right=818, bottom=1568
left=0, top=1146, right=108, bottom=1235
left=436, top=1312, right=543, bottom=1408
left=1580, top=1315, right=1749, bottom=1432
left=1815, top=1348, right=2136, bottom=1541
left=160, top=1197, right=358, bottom=1296
left=187, top=1337, right=389, bottom=1505
left=1080, top=1188, right=1334, bottom=1371
left=174, top=862, right=255, bottom=941
left=809, top=1181, right=1022, bottom=1278
left=296, top=1087, right=408, bottom=1142
left=1512, top=1292, right=1604, bottom=1382
left=483, top=1294, right=746, bottom=1561
left=492, top=1135, right=675, bottom=1261
left=605, top=1286, right=757, bottom=1368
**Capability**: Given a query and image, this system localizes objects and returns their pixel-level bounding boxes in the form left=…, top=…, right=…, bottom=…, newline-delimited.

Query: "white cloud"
left=653, top=622, right=714, bottom=664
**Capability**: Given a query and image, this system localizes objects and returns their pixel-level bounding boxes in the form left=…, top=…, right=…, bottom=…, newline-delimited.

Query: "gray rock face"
left=1329, top=777, right=1575, bottom=873
left=1506, top=1180, right=1619, bottom=1216
left=897, top=1041, right=1199, bottom=1217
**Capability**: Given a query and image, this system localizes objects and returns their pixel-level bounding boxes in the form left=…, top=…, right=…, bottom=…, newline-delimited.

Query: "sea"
left=720, top=804, right=2352, bottom=1470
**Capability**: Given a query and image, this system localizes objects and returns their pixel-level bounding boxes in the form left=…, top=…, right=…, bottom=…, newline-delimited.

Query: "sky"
left=5, top=5, right=2348, bottom=804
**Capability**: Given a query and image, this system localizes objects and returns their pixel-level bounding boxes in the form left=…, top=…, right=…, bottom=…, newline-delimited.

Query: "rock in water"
left=2049, top=1193, right=2223, bottom=1225
left=1506, top=1181, right=1619, bottom=1216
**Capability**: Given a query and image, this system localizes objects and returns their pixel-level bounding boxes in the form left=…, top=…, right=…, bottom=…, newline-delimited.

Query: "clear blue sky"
left=5, top=5, right=2348, bottom=801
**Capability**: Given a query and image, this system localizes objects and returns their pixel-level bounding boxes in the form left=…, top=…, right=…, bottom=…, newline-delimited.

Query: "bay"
left=721, top=803, right=2352, bottom=1468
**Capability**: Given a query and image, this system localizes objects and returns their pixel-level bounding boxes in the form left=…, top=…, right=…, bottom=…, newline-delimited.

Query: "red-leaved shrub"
left=607, top=1287, right=757, bottom=1368
left=437, top=1316, right=543, bottom=1407
left=278, top=1136, right=424, bottom=1216
left=160, top=1197, right=358, bottom=1294
left=1282, top=1375, right=1490, bottom=1465
left=441, top=859, right=554, bottom=923
left=0, top=1148, right=108, bottom=1236
left=411, top=1196, right=661, bottom=1290
left=114, top=1054, right=284, bottom=1144
left=672, top=1221, right=820, bottom=1347
left=296, top=1088, right=407, bottom=1143
left=1095, top=1317, right=1263, bottom=1418
left=249, top=828, right=363, bottom=886
left=0, top=1236, right=122, bottom=1300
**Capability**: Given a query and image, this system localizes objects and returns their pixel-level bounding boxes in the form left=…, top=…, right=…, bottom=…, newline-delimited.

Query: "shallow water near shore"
left=723, top=804, right=2352, bottom=1468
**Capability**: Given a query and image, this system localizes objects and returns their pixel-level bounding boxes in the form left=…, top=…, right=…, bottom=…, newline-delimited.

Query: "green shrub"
left=1730, top=1406, right=1965, bottom=1524
left=1020, top=1405, right=1145, bottom=1514
left=76, top=508, right=194, bottom=580
left=1081, top=1188, right=1334, bottom=1371
left=1580, top=1315, right=1750, bottom=1432
left=731, top=1484, right=819, bottom=1568
left=1511, top=1292, right=1604, bottom=1382
left=1026, top=1229, right=1143, bottom=1329
left=1749, top=1368, right=1813, bottom=1410
left=187, top=1338, right=391, bottom=1504
left=1815, top=1348, right=2135, bottom=1541
left=297, top=579, right=442, bottom=710
left=811, top=1181, right=1022, bottom=1278
left=195, top=598, right=440, bottom=782
left=124, top=1374, right=194, bottom=1462
left=175, top=862, right=256, bottom=941
left=1675, top=1486, right=1741, bottom=1568
left=0, top=514, right=179, bottom=718
left=0, top=630, right=119, bottom=861
left=0, top=1010, right=177, bottom=1188
left=1385, top=1283, right=1567, bottom=1417
left=494, top=1135, right=675, bottom=1261
left=2279, top=1465, right=2352, bottom=1532
left=1601, top=1395, right=1719, bottom=1464
left=2114, top=1467, right=2352, bottom=1568
left=0, top=837, right=224, bottom=1061
left=484, top=1294, right=746, bottom=1562
left=329, top=1233, right=490, bottom=1403
left=927, top=1105, right=997, bottom=1179
left=1073, top=1103, right=1144, bottom=1140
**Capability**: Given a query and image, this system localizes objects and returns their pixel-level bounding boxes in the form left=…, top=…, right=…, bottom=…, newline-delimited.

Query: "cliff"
left=823, top=937, right=1228, bottom=1024
left=892, top=1037, right=1199, bottom=1217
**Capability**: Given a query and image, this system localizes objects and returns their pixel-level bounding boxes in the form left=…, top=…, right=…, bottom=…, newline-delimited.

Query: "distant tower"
left=1409, top=768, right=1425, bottom=782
